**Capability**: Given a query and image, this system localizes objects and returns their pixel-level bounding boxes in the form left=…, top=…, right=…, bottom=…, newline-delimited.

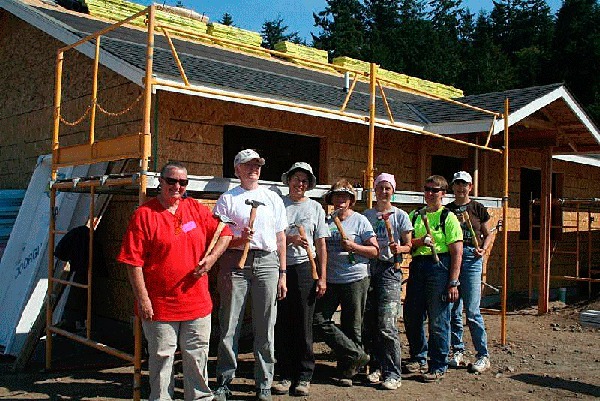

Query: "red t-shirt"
left=117, top=197, right=232, bottom=321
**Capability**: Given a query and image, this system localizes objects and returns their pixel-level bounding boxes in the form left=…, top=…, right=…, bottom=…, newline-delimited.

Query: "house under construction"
left=1, top=0, right=600, bottom=399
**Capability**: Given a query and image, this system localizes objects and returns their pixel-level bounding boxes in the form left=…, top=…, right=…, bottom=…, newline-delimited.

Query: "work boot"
left=271, top=379, right=291, bottom=395
left=294, top=381, right=310, bottom=396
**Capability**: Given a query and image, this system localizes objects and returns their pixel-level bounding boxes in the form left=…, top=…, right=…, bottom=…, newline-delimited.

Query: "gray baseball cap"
left=234, top=149, right=265, bottom=167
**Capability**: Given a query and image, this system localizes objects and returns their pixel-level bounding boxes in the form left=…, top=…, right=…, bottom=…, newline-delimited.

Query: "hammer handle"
left=333, top=215, right=356, bottom=264
left=297, top=225, right=318, bottom=280
left=238, top=208, right=258, bottom=269
left=383, top=219, right=402, bottom=270
left=461, top=211, right=480, bottom=250
left=420, top=211, right=440, bottom=263
left=206, top=222, right=226, bottom=256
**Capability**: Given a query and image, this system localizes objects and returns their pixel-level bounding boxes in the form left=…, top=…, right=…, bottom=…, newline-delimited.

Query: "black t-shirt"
left=446, top=200, right=490, bottom=247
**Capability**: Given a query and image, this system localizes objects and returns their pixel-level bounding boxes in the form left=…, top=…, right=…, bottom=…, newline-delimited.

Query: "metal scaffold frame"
left=46, top=6, right=510, bottom=400
left=529, top=198, right=600, bottom=307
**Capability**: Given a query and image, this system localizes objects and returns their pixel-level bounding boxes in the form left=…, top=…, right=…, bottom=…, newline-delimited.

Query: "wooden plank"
left=580, top=310, right=600, bottom=328
left=55, top=133, right=143, bottom=167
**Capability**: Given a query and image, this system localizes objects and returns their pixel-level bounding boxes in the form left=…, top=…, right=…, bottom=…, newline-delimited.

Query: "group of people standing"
left=117, top=149, right=493, bottom=401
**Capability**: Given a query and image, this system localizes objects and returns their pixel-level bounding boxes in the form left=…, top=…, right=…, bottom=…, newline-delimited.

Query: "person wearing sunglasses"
left=446, top=171, right=492, bottom=374
left=213, top=149, right=288, bottom=401
left=118, top=161, right=233, bottom=401
left=403, top=175, right=463, bottom=383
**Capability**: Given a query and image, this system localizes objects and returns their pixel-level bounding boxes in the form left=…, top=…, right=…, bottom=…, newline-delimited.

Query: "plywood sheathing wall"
left=0, top=11, right=143, bottom=188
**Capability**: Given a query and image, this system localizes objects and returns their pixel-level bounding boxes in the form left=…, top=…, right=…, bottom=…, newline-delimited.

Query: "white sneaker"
left=469, top=356, right=491, bottom=373
left=380, top=378, right=401, bottom=390
left=366, top=369, right=381, bottom=383
left=448, top=351, right=465, bottom=368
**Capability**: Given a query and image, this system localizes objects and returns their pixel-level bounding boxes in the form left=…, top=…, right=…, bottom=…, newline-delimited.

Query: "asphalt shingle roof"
left=33, top=7, right=567, bottom=131
left=414, top=83, right=565, bottom=124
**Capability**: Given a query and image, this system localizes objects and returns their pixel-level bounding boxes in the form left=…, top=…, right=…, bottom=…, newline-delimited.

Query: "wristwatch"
left=448, top=279, right=460, bottom=288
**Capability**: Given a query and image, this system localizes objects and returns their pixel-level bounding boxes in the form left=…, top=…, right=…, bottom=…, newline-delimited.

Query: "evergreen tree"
left=423, top=0, right=465, bottom=85
left=312, top=0, right=366, bottom=60
left=394, top=0, right=431, bottom=78
left=261, top=16, right=303, bottom=49
left=513, top=0, right=554, bottom=86
left=363, top=0, right=402, bottom=70
left=551, top=0, right=600, bottom=122
left=219, top=12, right=234, bottom=26
left=459, top=12, right=517, bottom=94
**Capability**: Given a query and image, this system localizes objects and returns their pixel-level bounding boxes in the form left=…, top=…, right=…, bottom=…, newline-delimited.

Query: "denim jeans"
left=142, top=315, right=213, bottom=401
left=363, top=260, right=403, bottom=381
left=216, top=249, right=280, bottom=390
left=404, top=254, right=451, bottom=373
left=450, top=246, right=489, bottom=358
left=274, top=261, right=317, bottom=382
left=313, top=277, right=370, bottom=373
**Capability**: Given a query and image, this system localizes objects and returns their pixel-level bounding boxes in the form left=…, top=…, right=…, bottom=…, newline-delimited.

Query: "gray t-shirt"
left=283, top=196, right=330, bottom=265
left=325, top=211, right=375, bottom=284
left=363, top=206, right=413, bottom=262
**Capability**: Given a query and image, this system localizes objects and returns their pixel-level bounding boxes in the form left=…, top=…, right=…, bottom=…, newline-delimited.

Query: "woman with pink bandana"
left=362, top=173, right=413, bottom=390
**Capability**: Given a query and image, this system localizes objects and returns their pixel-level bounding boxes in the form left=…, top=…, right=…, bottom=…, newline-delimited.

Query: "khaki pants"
left=142, top=315, right=213, bottom=401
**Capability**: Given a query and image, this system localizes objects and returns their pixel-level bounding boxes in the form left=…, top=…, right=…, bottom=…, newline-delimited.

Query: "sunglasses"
left=424, top=186, right=444, bottom=193
left=162, top=176, right=189, bottom=186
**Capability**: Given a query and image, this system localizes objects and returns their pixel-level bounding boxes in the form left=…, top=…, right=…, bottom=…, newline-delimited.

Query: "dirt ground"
left=1, top=299, right=599, bottom=401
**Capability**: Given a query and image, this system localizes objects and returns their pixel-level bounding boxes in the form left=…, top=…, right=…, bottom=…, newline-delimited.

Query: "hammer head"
left=214, top=212, right=236, bottom=226
left=289, top=218, right=308, bottom=231
left=377, top=211, right=394, bottom=221
left=245, top=199, right=266, bottom=208
left=418, top=207, right=428, bottom=217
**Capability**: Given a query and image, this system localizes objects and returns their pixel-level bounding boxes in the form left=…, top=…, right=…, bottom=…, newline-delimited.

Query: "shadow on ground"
left=511, top=373, right=600, bottom=397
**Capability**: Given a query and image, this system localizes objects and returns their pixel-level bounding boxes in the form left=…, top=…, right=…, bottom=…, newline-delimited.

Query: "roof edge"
left=1, top=0, right=144, bottom=85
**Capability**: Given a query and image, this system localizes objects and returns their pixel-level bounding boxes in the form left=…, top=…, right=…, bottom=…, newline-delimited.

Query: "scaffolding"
left=45, top=6, right=510, bottom=400
left=529, top=198, right=600, bottom=305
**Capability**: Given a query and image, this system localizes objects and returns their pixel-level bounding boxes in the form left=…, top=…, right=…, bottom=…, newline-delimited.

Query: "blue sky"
left=171, top=0, right=563, bottom=42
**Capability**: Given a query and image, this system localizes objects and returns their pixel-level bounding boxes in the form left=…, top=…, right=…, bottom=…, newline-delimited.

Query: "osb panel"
left=0, top=13, right=143, bottom=189
left=93, top=276, right=135, bottom=322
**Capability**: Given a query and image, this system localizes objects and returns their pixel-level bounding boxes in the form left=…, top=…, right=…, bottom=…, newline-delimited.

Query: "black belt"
left=412, top=253, right=449, bottom=259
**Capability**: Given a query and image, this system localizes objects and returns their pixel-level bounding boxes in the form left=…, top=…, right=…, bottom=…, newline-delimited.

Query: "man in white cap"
left=445, top=171, right=492, bottom=373
left=213, top=149, right=288, bottom=401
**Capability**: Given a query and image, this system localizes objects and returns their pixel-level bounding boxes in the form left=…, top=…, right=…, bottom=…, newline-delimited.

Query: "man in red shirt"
left=118, top=162, right=232, bottom=401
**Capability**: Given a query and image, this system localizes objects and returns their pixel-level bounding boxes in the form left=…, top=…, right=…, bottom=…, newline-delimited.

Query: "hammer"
left=378, top=211, right=402, bottom=270
left=238, top=199, right=265, bottom=268
left=419, top=207, right=439, bottom=263
left=206, top=213, right=236, bottom=256
left=292, top=221, right=319, bottom=280
left=332, top=211, right=356, bottom=264
left=459, top=211, right=480, bottom=250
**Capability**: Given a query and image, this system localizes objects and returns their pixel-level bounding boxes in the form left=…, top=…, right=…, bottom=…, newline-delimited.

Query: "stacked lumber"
left=206, top=22, right=268, bottom=57
left=85, top=0, right=209, bottom=42
left=274, top=41, right=333, bottom=72
left=580, top=310, right=600, bottom=328
left=333, top=56, right=463, bottom=99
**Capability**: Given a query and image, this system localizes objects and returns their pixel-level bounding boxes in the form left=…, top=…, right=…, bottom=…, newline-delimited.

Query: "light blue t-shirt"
left=363, top=206, right=413, bottom=262
left=325, top=212, right=375, bottom=284
left=283, top=196, right=330, bottom=265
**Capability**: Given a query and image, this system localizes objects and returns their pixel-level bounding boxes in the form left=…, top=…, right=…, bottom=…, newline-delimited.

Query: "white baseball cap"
left=451, top=171, right=473, bottom=184
left=234, top=149, right=265, bottom=167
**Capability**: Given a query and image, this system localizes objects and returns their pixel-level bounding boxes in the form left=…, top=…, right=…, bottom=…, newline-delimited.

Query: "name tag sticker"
left=182, top=221, right=197, bottom=233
